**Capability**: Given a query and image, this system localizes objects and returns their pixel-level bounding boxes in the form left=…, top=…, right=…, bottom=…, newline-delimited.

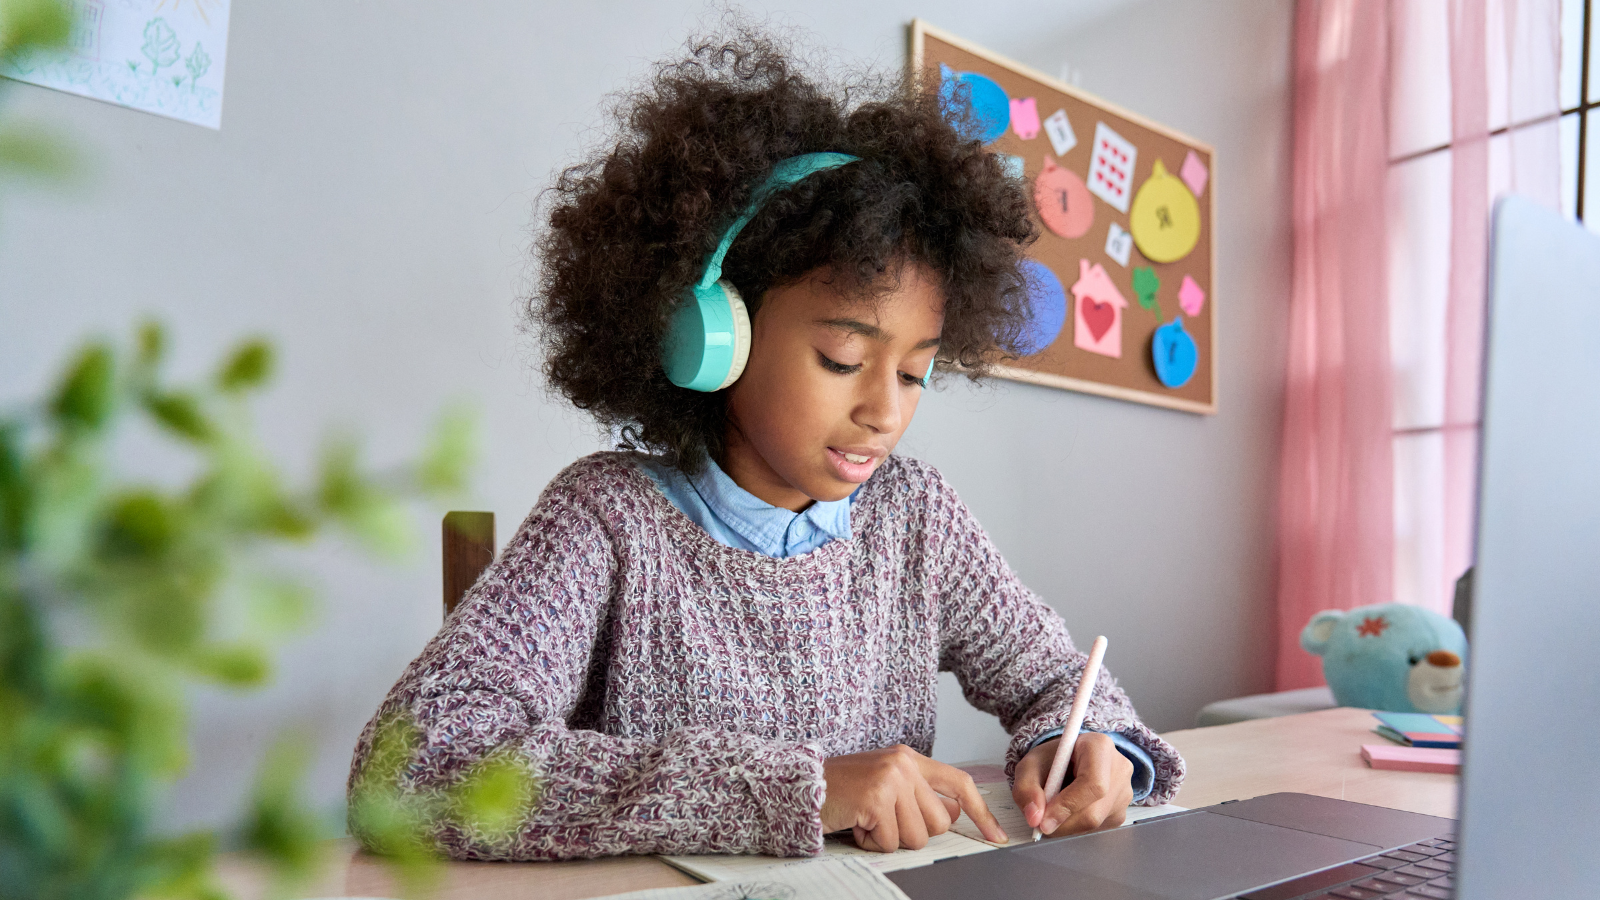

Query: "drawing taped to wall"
left=1, top=0, right=232, bottom=129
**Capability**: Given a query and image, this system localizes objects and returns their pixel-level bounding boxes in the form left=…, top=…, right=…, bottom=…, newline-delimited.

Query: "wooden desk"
left=216, top=707, right=1457, bottom=899
left=1161, top=706, right=1457, bottom=819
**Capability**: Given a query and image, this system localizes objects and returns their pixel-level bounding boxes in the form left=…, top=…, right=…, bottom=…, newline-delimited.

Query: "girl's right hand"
left=820, top=745, right=1008, bottom=851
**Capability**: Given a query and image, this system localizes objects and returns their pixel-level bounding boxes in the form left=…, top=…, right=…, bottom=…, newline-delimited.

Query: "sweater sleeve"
left=346, top=465, right=826, bottom=860
left=920, top=465, right=1185, bottom=806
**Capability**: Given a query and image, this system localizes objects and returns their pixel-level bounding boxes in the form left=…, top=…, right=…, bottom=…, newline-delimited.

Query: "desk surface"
left=216, top=707, right=1458, bottom=900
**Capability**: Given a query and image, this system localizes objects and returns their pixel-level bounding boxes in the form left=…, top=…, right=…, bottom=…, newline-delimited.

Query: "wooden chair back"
left=442, top=511, right=495, bottom=619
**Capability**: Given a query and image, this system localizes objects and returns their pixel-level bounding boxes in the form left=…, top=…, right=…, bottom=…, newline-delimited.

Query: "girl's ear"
left=1300, top=611, right=1344, bottom=656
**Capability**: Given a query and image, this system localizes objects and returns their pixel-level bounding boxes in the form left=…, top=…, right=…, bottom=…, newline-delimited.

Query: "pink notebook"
left=1361, top=743, right=1461, bottom=774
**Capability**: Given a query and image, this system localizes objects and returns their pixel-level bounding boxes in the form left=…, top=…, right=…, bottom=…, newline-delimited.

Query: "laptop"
left=888, top=196, right=1600, bottom=900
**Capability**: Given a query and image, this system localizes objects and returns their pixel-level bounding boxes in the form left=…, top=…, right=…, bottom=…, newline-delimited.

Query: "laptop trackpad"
left=1010, top=810, right=1381, bottom=900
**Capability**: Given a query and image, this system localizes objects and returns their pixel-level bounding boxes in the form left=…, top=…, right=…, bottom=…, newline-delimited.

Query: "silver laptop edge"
left=1454, top=196, right=1600, bottom=899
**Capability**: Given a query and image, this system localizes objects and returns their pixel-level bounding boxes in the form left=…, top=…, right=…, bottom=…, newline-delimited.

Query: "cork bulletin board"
left=910, top=20, right=1217, bottom=414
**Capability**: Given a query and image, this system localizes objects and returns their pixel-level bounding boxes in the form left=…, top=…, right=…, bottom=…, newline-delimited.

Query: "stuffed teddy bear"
left=1300, top=603, right=1468, bottom=714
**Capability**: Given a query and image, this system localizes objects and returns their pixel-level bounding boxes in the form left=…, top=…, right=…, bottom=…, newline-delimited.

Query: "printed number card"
left=911, top=20, right=1216, bottom=414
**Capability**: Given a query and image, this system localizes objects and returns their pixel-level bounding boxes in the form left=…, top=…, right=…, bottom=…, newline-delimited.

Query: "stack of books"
left=1360, top=712, right=1463, bottom=774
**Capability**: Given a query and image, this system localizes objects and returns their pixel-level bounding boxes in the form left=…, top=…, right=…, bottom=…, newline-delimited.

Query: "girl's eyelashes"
left=816, top=351, right=862, bottom=375
left=817, top=351, right=928, bottom=387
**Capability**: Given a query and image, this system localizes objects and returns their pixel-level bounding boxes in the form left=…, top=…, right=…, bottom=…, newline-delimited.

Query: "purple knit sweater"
left=348, top=452, right=1184, bottom=860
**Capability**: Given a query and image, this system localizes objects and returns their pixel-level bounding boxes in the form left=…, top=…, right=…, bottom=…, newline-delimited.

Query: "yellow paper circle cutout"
left=1128, top=159, right=1201, bottom=264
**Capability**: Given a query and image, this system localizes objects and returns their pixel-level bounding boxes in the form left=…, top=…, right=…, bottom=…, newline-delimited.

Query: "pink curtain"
left=1277, top=0, right=1562, bottom=690
left=1276, top=1, right=1395, bottom=691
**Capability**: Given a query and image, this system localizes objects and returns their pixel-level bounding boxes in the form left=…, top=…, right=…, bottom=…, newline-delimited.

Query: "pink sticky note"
left=1361, top=744, right=1461, bottom=775
left=1010, top=97, right=1040, bottom=140
left=1180, top=150, right=1209, bottom=198
left=1178, top=274, right=1206, bottom=316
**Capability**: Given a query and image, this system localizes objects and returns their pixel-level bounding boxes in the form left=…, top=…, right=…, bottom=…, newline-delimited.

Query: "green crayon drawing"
left=185, top=41, right=210, bottom=89
left=140, top=17, right=179, bottom=74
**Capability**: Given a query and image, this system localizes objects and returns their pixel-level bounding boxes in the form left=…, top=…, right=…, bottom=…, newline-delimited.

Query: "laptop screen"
left=1454, top=196, right=1600, bottom=899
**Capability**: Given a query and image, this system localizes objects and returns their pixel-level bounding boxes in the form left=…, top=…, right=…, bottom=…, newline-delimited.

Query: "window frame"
left=1387, top=0, right=1591, bottom=218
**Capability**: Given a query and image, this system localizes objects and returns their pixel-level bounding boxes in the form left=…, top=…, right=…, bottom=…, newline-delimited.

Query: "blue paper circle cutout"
left=1151, top=318, right=1199, bottom=388
left=939, top=63, right=1011, bottom=144
left=1015, top=259, right=1067, bottom=356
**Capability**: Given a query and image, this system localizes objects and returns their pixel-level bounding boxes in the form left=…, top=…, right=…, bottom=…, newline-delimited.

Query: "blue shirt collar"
left=686, top=455, right=853, bottom=557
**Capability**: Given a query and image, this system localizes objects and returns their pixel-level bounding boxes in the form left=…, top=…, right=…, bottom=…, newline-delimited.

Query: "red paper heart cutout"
left=1081, top=297, right=1115, bottom=342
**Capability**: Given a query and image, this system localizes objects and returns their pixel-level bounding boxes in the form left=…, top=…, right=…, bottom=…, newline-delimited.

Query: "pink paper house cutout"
left=1072, top=259, right=1128, bottom=358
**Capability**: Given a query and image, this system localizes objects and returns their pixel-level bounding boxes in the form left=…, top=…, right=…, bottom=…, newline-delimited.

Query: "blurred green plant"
left=0, top=323, right=532, bottom=900
left=1, top=5, right=535, bottom=898
left=0, top=0, right=77, bottom=184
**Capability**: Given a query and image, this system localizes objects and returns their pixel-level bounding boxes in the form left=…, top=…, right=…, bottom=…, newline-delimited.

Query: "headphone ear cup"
left=716, top=281, right=752, bottom=390
left=661, top=279, right=752, bottom=391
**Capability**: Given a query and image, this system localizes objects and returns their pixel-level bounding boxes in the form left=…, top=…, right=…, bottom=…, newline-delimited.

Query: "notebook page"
left=661, top=828, right=993, bottom=883
left=603, top=856, right=909, bottom=900
left=663, top=784, right=1189, bottom=882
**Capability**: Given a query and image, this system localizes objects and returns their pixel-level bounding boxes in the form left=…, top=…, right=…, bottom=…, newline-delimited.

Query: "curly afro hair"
left=533, top=29, right=1038, bottom=468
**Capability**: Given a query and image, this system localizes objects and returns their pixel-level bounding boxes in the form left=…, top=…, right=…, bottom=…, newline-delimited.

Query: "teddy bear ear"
left=1300, top=610, right=1344, bottom=655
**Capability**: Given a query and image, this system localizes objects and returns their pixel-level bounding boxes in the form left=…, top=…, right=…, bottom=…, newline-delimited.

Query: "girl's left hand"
left=1011, top=732, right=1134, bottom=838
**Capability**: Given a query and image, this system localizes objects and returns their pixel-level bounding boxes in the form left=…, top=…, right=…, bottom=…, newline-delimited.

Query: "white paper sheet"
left=606, top=857, right=909, bottom=900
left=1, top=0, right=232, bottom=129
left=664, top=784, right=1190, bottom=883
left=950, top=783, right=1187, bottom=844
left=662, top=828, right=993, bottom=883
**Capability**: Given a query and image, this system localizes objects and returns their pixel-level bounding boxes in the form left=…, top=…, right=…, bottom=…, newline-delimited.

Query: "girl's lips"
left=825, top=447, right=881, bottom=483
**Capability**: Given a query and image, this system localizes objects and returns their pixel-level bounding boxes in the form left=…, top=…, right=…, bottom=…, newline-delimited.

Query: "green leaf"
left=121, top=569, right=214, bottom=658
left=317, top=437, right=412, bottom=556
left=0, top=420, right=31, bottom=552
left=0, top=0, right=73, bottom=59
left=187, top=642, right=270, bottom=688
left=97, top=490, right=176, bottom=560
left=137, top=832, right=222, bottom=900
left=216, top=339, right=273, bottom=393
left=239, top=737, right=325, bottom=890
left=243, top=576, right=315, bottom=636
left=415, top=405, right=476, bottom=495
left=0, top=128, right=76, bottom=180
left=134, top=321, right=167, bottom=373
left=50, top=343, right=116, bottom=433
left=58, top=654, right=190, bottom=776
left=144, top=392, right=215, bottom=444
left=448, top=751, right=536, bottom=846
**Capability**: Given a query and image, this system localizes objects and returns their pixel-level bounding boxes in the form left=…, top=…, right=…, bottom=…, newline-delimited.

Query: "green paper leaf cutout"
left=1133, top=266, right=1163, bottom=319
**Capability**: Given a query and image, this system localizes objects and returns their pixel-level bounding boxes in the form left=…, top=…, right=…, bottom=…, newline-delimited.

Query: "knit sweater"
left=347, top=452, right=1185, bottom=860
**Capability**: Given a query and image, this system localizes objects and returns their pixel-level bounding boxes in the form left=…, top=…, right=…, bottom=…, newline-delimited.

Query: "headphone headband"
left=695, top=152, right=861, bottom=290
left=663, top=152, right=861, bottom=392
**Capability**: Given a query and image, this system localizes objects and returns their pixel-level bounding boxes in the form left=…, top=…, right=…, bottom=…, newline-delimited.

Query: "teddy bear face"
left=1300, top=603, right=1469, bottom=714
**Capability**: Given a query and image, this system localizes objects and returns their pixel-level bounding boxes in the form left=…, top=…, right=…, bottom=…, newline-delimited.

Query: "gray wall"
left=0, top=0, right=1293, bottom=832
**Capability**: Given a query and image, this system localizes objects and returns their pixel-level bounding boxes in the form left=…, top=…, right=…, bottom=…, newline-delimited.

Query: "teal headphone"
left=660, top=152, right=911, bottom=392
left=660, top=151, right=938, bottom=391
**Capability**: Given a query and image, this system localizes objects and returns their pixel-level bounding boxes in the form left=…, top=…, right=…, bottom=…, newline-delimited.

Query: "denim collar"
left=686, top=455, right=853, bottom=557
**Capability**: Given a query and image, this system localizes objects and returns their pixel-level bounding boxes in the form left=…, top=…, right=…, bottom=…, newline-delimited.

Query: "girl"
left=349, top=32, right=1183, bottom=861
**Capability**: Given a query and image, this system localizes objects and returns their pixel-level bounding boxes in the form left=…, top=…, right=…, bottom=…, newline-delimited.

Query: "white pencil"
left=1032, top=635, right=1109, bottom=842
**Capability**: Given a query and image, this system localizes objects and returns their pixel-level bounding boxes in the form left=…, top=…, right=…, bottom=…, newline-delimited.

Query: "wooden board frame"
left=909, top=19, right=1219, bottom=415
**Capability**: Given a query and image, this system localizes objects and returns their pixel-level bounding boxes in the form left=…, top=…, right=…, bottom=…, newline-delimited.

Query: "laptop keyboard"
left=1233, top=835, right=1457, bottom=899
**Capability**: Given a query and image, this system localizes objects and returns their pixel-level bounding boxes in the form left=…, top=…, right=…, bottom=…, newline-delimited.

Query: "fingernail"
left=1040, top=817, right=1057, bottom=834
left=1025, top=801, right=1039, bottom=822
